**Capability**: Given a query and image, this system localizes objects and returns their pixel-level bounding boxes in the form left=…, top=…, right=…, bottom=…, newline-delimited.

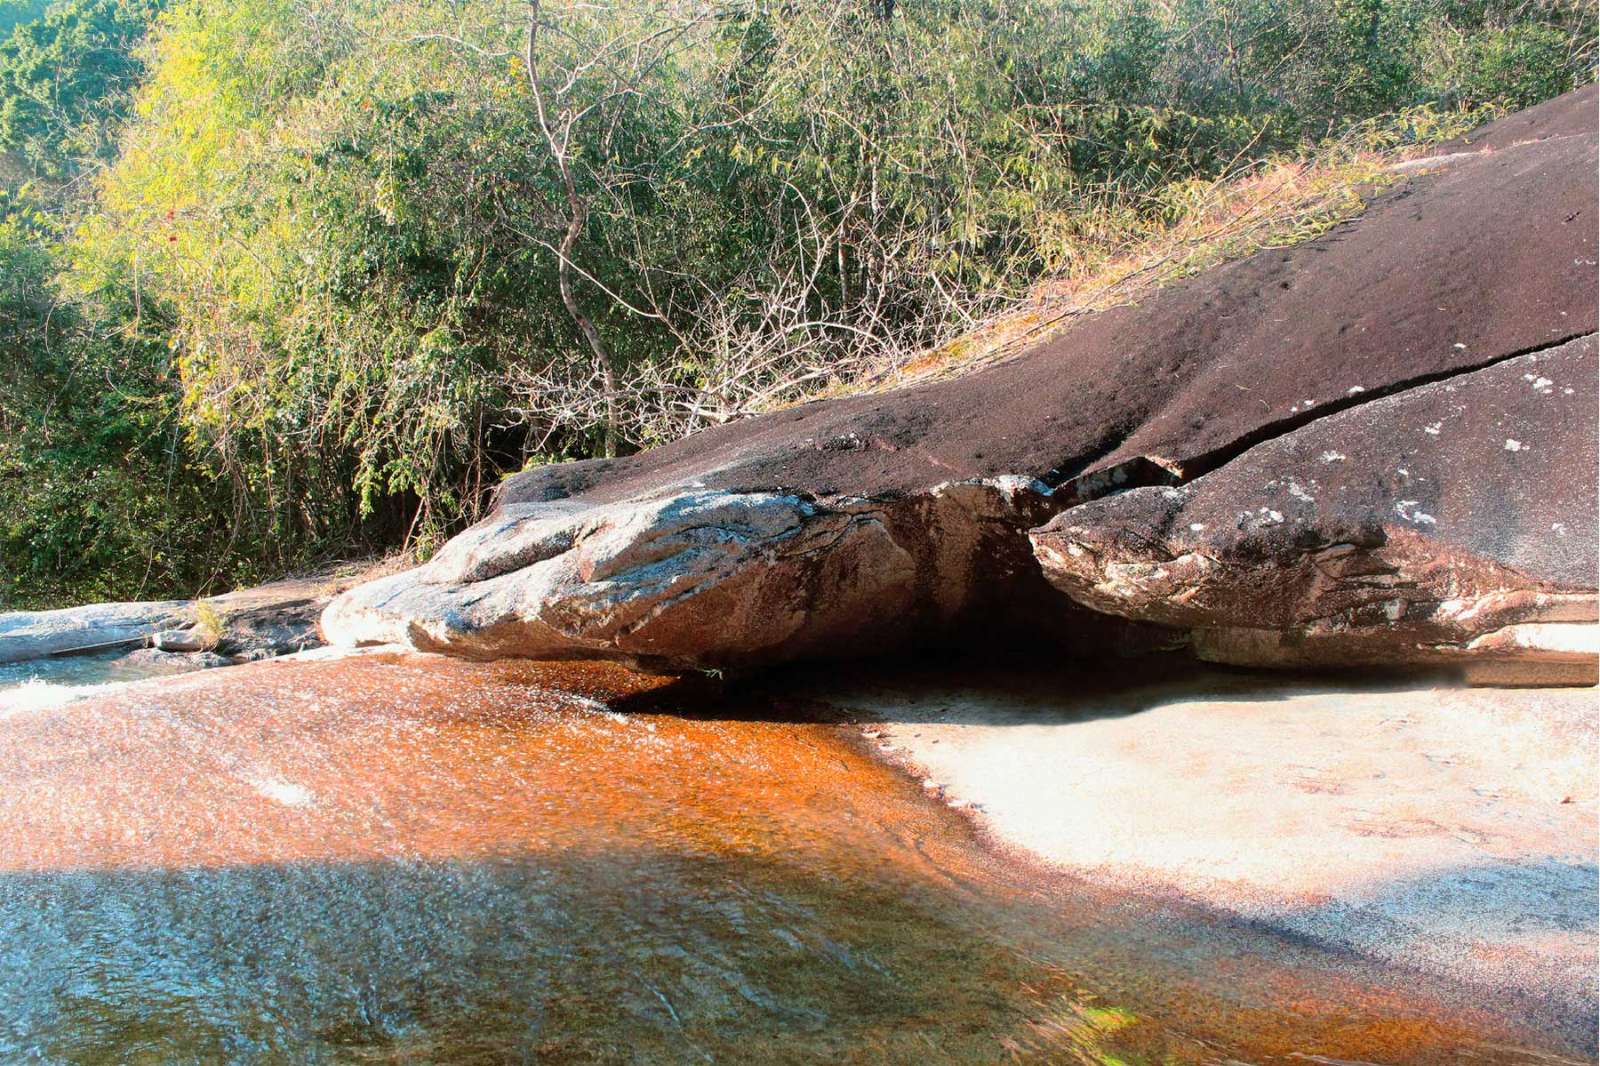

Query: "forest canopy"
left=1, top=0, right=1594, bottom=607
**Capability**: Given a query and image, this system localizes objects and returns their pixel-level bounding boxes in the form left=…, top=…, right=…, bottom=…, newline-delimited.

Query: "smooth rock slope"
left=1, top=570, right=377, bottom=670
left=0, top=600, right=190, bottom=664
left=324, top=87, right=1599, bottom=674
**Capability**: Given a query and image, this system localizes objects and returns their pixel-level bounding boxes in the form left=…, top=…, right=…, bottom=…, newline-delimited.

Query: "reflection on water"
left=4, top=852, right=1191, bottom=1064
left=0, top=654, right=1581, bottom=1064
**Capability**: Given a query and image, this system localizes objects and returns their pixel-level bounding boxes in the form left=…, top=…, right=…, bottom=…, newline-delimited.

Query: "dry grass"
left=787, top=107, right=1491, bottom=401
left=192, top=600, right=229, bottom=645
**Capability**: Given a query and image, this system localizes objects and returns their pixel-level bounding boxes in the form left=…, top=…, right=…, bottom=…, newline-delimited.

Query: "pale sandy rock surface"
left=814, top=664, right=1598, bottom=1028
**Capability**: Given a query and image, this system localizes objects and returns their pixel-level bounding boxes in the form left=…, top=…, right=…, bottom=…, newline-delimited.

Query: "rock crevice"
left=1033, top=337, right=1598, bottom=681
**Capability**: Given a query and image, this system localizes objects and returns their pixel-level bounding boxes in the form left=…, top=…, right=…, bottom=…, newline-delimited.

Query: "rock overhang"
left=322, top=87, right=1600, bottom=683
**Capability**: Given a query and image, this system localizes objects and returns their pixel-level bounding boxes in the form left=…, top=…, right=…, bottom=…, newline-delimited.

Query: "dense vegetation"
left=0, top=0, right=1593, bottom=608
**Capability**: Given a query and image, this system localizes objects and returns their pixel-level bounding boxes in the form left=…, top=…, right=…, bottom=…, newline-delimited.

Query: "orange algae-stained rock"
left=0, top=652, right=1586, bottom=1062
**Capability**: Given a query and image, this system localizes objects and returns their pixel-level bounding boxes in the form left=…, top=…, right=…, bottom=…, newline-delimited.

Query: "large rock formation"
left=0, top=570, right=375, bottom=668
left=323, top=479, right=1073, bottom=669
left=324, top=87, right=1598, bottom=677
left=1033, top=337, right=1598, bottom=683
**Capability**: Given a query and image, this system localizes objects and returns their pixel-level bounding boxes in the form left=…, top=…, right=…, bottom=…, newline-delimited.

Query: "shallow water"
left=0, top=648, right=197, bottom=711
left=0, top=653, right=1581, bottom=1064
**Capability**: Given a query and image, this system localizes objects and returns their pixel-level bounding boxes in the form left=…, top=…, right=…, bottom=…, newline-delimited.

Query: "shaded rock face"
left=324, top=479, right=1088, bottom=670
left=324, top=88, right=1598, bottom=677
left=205, top=578, right=344, bottom=660
left=1032, top=337, right=1598, bottom=681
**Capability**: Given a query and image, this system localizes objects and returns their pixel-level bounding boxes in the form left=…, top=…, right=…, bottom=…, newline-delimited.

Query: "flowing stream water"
left=0, top=648, right=198, bottom=711
left=0, top=651, right=1580, bottom=1064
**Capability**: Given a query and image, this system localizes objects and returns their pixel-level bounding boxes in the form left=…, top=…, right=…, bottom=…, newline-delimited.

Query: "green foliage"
left=0, top=0, right=48, bottom=40
left=0, top=0, right=232, bottom=608
left=0, top=0, right=166, bottom=178
left=1446, top=18, right=1595, bottom=108
left=0, top=199, right=242, bottom=607
left=0, top=0, right=1594, bottom=607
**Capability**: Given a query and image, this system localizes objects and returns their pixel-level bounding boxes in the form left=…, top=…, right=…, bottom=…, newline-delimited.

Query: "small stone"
left=152, top=628, right=215, bottom=653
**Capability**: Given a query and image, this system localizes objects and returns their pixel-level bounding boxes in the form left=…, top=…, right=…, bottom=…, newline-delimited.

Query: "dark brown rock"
left=1032, top=337, right=1598, bottom=681
left=1431, top=81, right=1598, bottom=154
left=325, top=90, right=1598, bottom=675
left=205, top=579, right=336, bottom=658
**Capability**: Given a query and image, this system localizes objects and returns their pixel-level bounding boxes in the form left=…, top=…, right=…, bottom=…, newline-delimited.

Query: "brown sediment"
left=0, top=652, right=1585, bottom=1063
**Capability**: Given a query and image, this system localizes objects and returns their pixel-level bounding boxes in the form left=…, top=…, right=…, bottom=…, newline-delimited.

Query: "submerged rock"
left=1032, top=338, right=1598, bottom=683
left=323, top=88, right=1598, bottom=677
left=5, top=651, right=1581, bottom=1060
left=817, top=662, right=1598, bottom=1030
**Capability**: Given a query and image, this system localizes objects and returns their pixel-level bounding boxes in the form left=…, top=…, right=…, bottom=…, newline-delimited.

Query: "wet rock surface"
left=0, top=568, right=381, bottom=681
left=814, top=658, right=1598, bottom=1040
left=1, top=651, right=1589, bottom=1062
left=0, top=600, right=190, bottom=664
left=324, top=88, right=1598, bottom=676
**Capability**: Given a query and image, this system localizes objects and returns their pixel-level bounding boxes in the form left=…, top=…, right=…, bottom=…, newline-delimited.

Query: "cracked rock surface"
left=1032, top=337, right=1598, bottom=682
left=324, top=88, right=1598, bottom=675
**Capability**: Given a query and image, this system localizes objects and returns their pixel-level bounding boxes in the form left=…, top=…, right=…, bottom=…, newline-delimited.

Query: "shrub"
left=0, top=0, right=1592, bottom=606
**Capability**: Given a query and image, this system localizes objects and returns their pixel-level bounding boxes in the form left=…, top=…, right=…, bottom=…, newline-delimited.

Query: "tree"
left=0, top=0, right=166, bottom=178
